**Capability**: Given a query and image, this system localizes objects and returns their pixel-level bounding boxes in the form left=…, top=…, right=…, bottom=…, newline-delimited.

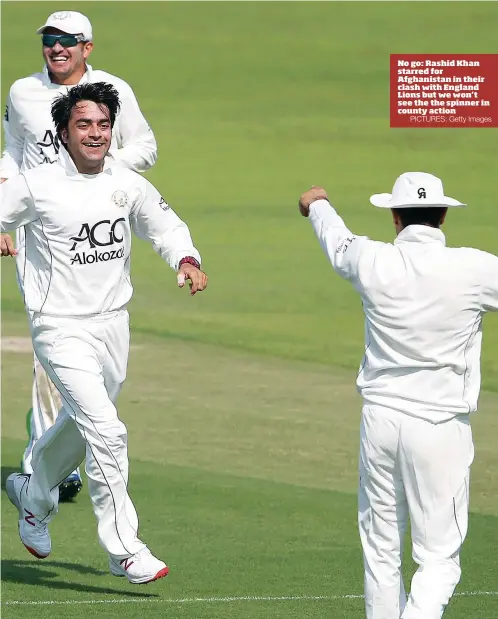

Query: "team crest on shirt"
left=112, top=190, right=129, bottom=208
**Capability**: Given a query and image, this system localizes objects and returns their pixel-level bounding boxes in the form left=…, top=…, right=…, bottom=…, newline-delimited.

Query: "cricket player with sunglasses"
left=0, top=11, right=157, bottom=502
left=298, top=175, right=498, bottom=618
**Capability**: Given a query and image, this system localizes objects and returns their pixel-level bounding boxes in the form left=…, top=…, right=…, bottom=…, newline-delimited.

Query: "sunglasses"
left=42, top=34, right=86, bottom=48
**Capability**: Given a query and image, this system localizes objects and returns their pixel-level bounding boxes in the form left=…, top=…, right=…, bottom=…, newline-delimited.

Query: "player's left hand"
left=0, top=233, right=17, bottom=257
left=177, top=263, right=208, bottom=296
left=299, top=186, right=329, bottom=217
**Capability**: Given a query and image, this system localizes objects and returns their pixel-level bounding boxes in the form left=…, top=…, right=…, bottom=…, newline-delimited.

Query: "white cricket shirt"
left=0, top=63, right=158, bottom=295
left=0, top=148, right=201, bottom=317
left=0, top=64, right=157, bottom=177
left=309, top=199, right=498, bottom=422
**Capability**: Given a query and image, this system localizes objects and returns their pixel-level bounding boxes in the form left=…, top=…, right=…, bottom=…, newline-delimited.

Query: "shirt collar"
left=394, top=225, right=446, bottom=246
left=57, top=145, right=115, bottom=177
left=41, top=64, right=93, bottom=88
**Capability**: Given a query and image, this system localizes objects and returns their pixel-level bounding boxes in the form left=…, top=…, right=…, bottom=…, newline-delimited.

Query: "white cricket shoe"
left=5, top=473, right=51, bottom=559
left=109, top=547, right=169, bottom=584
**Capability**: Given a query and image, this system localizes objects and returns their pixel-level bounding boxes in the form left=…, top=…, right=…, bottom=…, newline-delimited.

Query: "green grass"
left=2, top=1, right=498, bottom=617
left=1, top=0, right=498, bottom=388
left=2, top=439, right=498, bottom=618
left=2, top=316, right=498, bottom=617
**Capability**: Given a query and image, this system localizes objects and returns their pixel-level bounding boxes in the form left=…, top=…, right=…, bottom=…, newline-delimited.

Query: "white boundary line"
left=2, top=591, right=498, bottom=606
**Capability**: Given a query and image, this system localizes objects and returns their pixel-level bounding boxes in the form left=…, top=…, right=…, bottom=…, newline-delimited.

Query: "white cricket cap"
left=36, top=11, right=93, bottom=41
left=370, top=172, right=465, bottom=209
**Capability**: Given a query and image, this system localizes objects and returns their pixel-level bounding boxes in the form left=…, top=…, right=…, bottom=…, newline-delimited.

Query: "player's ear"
left=391, top=208, right=403, bottom=233
left=61, top=128, right=68, bottom=144
left=83, top=42, right=93, bottom=59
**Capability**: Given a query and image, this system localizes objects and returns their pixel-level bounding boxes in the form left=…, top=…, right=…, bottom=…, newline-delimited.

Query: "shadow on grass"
left=1, top=560, right=159, bottom=598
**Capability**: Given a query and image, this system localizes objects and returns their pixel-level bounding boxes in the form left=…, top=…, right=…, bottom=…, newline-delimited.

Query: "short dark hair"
left=51, top=82, right=121, bottom=144
left=392, top=206, right=447, bottom=228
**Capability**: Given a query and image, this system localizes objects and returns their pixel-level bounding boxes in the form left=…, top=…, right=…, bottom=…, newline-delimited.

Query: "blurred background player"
left=0, top=10, right=157, bottom=501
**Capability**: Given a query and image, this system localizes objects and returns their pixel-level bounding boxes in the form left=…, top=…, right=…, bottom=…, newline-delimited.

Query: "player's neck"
left=68, top=152, right=104, bottom=175
left=49, top=66, right=87, bottom=86
left=77, top=161, right=104, bottom=175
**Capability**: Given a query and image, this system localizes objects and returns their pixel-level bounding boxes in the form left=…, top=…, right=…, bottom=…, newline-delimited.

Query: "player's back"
left=356, top=225, right=495, bottom=421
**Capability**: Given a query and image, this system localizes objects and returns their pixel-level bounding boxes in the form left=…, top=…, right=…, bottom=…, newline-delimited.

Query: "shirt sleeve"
left=0, top=92, right=24, bottom=179
left=130, top=178, right=201, bottom=270
left=308, top=199, right=369, bottom=286
left=110, top=83, right=158, bottom=173
left=479, top=250, right=498, bottom=312
left=0, top=174, right=37, bottom=230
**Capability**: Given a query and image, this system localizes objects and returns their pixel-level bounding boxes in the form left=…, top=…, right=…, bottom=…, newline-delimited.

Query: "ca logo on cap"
left=417, top=187, right=426, bottom=199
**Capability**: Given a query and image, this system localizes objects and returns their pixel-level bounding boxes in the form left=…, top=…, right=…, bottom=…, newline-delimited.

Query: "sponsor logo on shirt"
left=69, top=218, right=126, bottom=266
left=159, top=197, right=170, bottom=211
left=36, top=129, right=60, bottom=164
left=336, top=236, right=356, bottom=254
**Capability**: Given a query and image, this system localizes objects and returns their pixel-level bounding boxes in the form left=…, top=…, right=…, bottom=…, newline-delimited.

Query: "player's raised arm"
left=299, top=185, right=369, bottom=286
left=0, top=174, right=37, bottom=232
left=110, top=82, right=158, bottom=173
left=130, top=178, right=207, bottom=295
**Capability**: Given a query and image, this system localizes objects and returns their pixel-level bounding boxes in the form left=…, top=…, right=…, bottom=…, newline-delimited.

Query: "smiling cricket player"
left=0, top=10, right=157, bottom=501
left=1, top=82, right=207, bottom=584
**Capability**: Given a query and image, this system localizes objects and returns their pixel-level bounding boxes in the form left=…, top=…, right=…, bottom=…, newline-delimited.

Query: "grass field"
left=1, top=2, right=498, bottom=618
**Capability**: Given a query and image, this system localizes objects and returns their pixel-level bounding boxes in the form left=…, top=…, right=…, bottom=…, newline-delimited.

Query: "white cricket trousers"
left=26, top=309, right=146, bottom=559
left=22, top=354, right=63, bottom=474
left=17, top=242, right=66, bottom=475
left=358, top=405, right=474, bottom=619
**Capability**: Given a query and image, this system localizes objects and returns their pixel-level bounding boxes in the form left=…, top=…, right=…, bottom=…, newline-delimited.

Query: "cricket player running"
left=0, top=10, right=157, bottom=501
left=1, top=82, right=207, bottom=584
left=298, top=175, right=498, bottom=618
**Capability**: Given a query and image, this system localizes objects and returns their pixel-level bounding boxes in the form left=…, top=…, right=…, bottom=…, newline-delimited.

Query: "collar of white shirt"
left=57, top=144, right=114, bottom=177
left=394, top=225, right=446, bottom=246
left=41, top=63, right=93, bottom=88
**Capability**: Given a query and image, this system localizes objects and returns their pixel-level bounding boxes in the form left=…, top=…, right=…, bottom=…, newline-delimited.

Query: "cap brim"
left=370, top=193, right=466, bottom=208
left=36, top=24, right=80, bottom=35
left=369, top=193, right=392, bottom=208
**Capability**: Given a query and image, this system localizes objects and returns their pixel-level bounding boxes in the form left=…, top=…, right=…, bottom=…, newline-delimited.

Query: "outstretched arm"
left=299, top=186, right=369, bottom=286
left=0, top=175, right=17, bottom=256
left=130, top=179, right=207, bottom=295
left=0, top=174, right=37, bottom=232
left=1, top=233, right=17, bottom=257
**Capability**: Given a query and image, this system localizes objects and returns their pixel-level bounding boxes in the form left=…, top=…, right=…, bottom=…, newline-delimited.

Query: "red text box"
left=390, top=54, right=498, bottom=128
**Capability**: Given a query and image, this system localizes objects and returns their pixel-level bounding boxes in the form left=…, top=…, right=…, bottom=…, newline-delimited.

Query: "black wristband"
left=178, top=256, right=201, bottom=270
